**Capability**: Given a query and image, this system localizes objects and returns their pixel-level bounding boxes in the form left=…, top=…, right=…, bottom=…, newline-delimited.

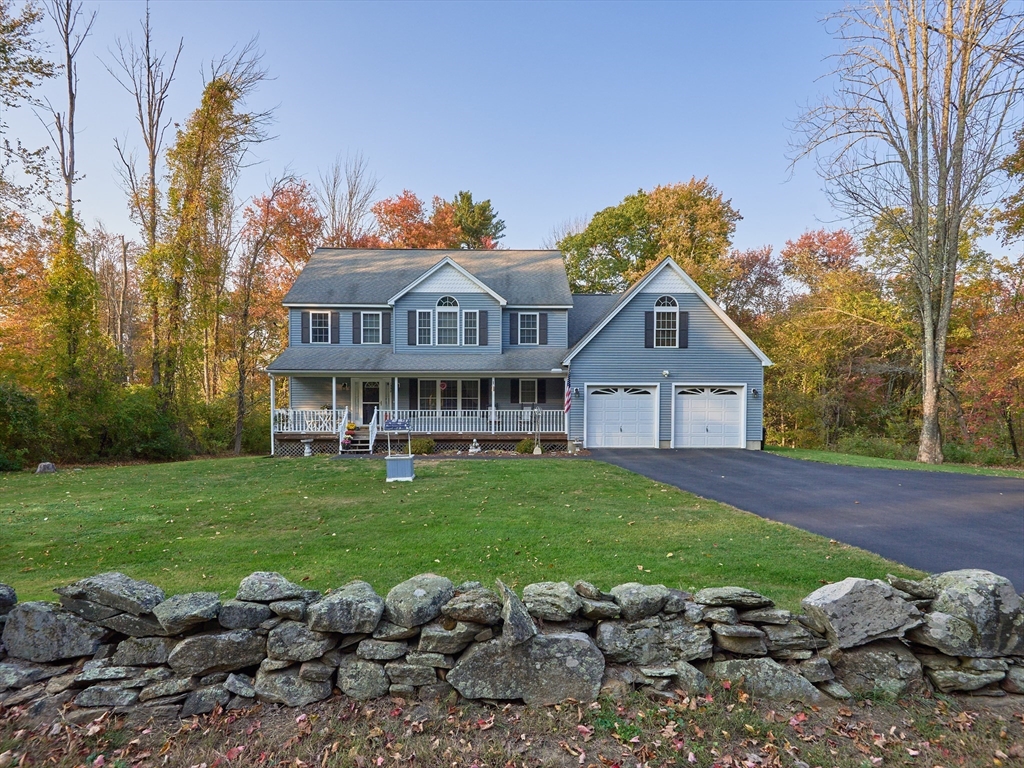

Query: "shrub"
left=103, top=386, right=188, bottom=461
left=409, top=438, right=435, bottom=455
left=834, top=434, right=916, bottom=461
left=515, top=438, right=536, bottom=454
left=0, top=382, right=43, bottom=470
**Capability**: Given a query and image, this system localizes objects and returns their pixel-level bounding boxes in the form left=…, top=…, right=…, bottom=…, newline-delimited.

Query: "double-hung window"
left=436, top=296, right=459, bottom=346
left=654, top=296, right=678, bottom=348
left=362, top=311, right=382, bottom=344
left=417, top=310, right=432, bottom=346
left=519, top=313, right=539, bottom=345
left=418, top=380, right=438, bottom=410
left=310, top=311, right=330, bottom=344
left=519, top=379, right=538, bottom=404
left=463, top=310, right=478, bottom=346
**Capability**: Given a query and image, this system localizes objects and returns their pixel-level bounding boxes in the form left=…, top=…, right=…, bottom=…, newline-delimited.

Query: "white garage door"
left=585, top=386, right=658, bottom=448
left=674, top=387, right=743, bottom=447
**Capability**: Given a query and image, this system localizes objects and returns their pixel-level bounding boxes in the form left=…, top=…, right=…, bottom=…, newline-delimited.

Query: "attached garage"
left=673, top=386, right=744, bottom=448
left=584, top=385, right=658, bottom=448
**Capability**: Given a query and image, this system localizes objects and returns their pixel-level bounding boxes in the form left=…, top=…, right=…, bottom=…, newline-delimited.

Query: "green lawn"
left=0, top=456, right=922, bottom=610
left=766, top=445, right=1024, bottom=478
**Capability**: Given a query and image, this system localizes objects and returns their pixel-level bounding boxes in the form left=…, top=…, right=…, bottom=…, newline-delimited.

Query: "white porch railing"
left=274, top=409, right=348, bottom=434
left=382, top=409, right=565, bottom=434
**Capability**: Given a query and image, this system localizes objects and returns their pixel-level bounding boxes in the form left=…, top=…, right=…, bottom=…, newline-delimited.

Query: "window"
left=461, top=379, right=479, bottom=410
left=654, top=295, right=677, bottom=347
left=437, top=296, right=459, bottom=345
left=417, top=380, right=481, bottom=411
left=310, top=312, right=330, bottom=344
left=520, top=379, right=537, bottom=404
left=419, top=380, right=437, bottom=410
left=362, top=312, right=382, bottom=344
left=440, top=379, right=459, bottom=410
left=463, top=310, right=478, bottom=346
left=417, top=310, right=432, bottom=346
left=519, top=313, right=539, bottom=345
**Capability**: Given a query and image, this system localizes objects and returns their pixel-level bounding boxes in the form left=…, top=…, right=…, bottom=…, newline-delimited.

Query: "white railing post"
left=270, top=376, right=276, bottom=456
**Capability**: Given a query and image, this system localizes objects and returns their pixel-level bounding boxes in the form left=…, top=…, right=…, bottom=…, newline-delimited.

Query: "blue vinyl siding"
left=288, top=308, right=391, bottom=347
left=501, top=310, right=569, bottom=349
left=394, top=293, right=502, bottom=354
left=289, top=376, right=352, bottom=409
left=567, top=292, right=764, bottom=446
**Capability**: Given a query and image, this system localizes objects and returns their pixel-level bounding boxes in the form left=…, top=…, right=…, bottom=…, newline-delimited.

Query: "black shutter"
left=408, top=379, right=418, bottom=409
left=407, top=310, right=417, bottom=346
left=480, top=378, right=491, bottom=408
left=352, top=312, right=361, bottom=345
left=644, top=311, right=654, bottom=348
left=330, top=311, right=341, bottom=344
left=510, top=378, right=520, bottom=404
left=539, top=313, right=548, bottom=345
left=509, top=312, right=518, bottom=345
left=300, top=311, right=310, bottom=344
left=478, top=310, right=488, bottom=346
left=382, top=312, right=391, bottom=345
left=537, top=379, right=547, bottom=403
left=679, top=311, right=689, bottom=349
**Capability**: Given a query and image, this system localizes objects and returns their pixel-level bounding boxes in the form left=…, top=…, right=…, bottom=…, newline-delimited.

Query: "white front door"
left=674, top=387, right=743, bottom=447
left=585, top=386, right=658, bottom=448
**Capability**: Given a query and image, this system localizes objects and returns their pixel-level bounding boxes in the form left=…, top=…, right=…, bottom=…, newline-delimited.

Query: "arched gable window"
left=436, top=296, right=459, bottom=345
left=654, top=295, right=678, bottom=347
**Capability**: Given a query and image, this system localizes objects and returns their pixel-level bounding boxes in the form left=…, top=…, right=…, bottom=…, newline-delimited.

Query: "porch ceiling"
left=267, top=346, right=567, bottom=375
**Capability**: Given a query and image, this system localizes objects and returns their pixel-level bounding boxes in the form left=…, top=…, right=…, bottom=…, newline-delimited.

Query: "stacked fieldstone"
left=0, top=568, right=1021, bottom=723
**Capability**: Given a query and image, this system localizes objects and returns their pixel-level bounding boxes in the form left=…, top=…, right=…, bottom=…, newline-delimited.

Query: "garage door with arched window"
left=584, top=385, right=658, bottom=448
left=673, top=386, right=743, bottom=447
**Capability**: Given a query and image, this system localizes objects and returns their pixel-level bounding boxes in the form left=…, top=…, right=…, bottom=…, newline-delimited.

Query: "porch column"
left=332, top=376, right=337, bottom=430
left=394, top=377, right=398, bottom=417
left=269, top=375, right=276, bottom=456
left=491, top=377, right=496, bottom=434
left=565, top=377, right=570, bottom=436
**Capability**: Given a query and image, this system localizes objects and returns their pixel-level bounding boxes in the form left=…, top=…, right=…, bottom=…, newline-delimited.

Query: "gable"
left=644, top=268, right=694, bottom=295
left=410, top=262, right=484, bottom=294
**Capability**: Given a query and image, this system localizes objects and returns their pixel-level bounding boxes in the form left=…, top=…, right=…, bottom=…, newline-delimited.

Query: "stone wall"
left=1, top=569, right=1022, bottom=723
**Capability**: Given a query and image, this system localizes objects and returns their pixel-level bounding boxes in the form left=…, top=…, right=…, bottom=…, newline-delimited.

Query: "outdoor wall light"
left=752, top=388, right=760, bottom=399
left=662, top=370, right=670, bottom=377
left=573, top=387, right=581, bottom=397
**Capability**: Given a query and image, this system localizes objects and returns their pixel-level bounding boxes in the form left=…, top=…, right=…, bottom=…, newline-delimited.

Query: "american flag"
left=564, top=378, right=572, bottom=414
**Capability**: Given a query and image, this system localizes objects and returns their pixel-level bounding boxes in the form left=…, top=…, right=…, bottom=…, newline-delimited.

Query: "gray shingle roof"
left=267, top=346, right=567, bottom=374
left=567, top=294, right=621, bottom=346
left=282, top=249, right=573, bottom=307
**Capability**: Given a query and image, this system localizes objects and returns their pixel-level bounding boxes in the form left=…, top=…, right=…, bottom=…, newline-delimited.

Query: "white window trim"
left=361, top=311, right=383, bottom=345
left=654, top=308, right=678, bottom=348
left=519, top=312, right=539, bottom=346
left=463, top=310, right=479, bottom=346
left=520, top=378, right=538, bottom=404
left=310, top=311, right=330, bottom=345
left=436, top=309, right=459, bottom=346
left=417, top=310, right=432, bottom=347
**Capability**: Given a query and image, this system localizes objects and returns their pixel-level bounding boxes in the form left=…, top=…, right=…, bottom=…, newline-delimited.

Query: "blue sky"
left=11, top=0, right=853, bottom=252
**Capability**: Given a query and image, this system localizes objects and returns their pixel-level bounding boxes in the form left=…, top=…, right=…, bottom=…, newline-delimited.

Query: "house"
left=267, top=249, right=771, bottom=455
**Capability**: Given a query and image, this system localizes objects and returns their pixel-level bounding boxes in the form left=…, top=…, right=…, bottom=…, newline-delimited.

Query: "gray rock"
left=112, top=637, right=178, bottom=667
left=801, top=578, right=922, bottom=649
left=0, top=660, right=69, bottom=692
left=384, top=662, right=437, bottom=686
left=56, top=596, right=122, bottom=622
left=198, top=672, right=229, bottom=686
left=73, top=666, right=144, bottom=684
left=497, top=580, right=536, bottom=646
left=522, top=582, right=582, bottom=621
left=139, top=677, right=195, bottom=702
left=927, top=668, right=1005, bottom=693
left=916, top=653, right=959, bottom=670
left=1002, top=666, right=1024, bottom=694
left=448, top=632, right=605, bottom=705
left=167, top=630, right=266, bottom=677
left=830, top=639, right=924, bottom=698
left=269, top=600, right=305, bottom=621
left=35, top=461, right=57, bottom=473
left=55, top=572, right=164, bottom=616
left=710, top=658, right=823, bottom=704
left=267, top=621, right=336, bottom=662
left=819, top=681, right=853, bottom=699
left=610, top=583, right=670, bottom=620
left=474, top=628, right=493, bottom=642
left=580, top=598, right=620, bottom=620
left=0, top=584, right=16, bottom=615
left=703, top=607, right=739, bottom=624
left=961, top=657, right=1008, bottom=671
left=455, top=581, right=484, bottom=593
left=181, top=684, right=231, bottom=716
left=218, top=600, right=273, bottom=629
left=887, top=574, right=938, bottom=600
left=673, top=660, right=709, bottom=693
left=663, top=589, right=693, bottom=613
left=907, top=570, right=1024, bottom=658
left=418, top=621, right=482, bottom=654
left=307, top=581, right=385, bottom=634
left=336, top=656, right=390, bottom=700
left=74, top=684, right=139, bottom=708
left=154, top=592, right=221, bottom=634
left=357, top=639, right=408, bottom=661
left=595, top=616, right=712, bottom=665
left=299, top=661, right=335, bottom=682
left=573, top=581, right=608, bottom=600
left=2, top=602, right=107, bottom=662
left=100, top=612, right=172, bottom=637
left=419, top=681, right=455, bottom=701
left=236, top=572, right=305, bottom=603
left=255, top=666, right=332, bottom=706
left=224, top=672, right=255, bottom=698
left=389, top=683, right=415, bottom=696
left=385, top=574, right=454, bottom=628
left=713, top=623, right=767, bottom=655
left=405, top=652, right=454, bottom=668
left=694, top=587, right=773, bottom=609
left=441, top=588, right=502, bottom=625
left=763, top=622, right=828, bottom=653
left=799, top=658, right=834, bottom=683
left=259, top=658, right=293, bottom=673
left=372, top=620, right=420, bottom=641
left=738, top=608, right=793, bottom=625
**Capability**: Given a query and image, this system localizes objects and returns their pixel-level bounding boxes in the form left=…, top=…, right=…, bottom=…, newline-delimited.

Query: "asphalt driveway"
left=589, top=449, right=1024, bottom=591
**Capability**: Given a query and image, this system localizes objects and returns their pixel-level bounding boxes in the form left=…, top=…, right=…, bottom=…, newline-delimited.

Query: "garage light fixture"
left=662, top=370, right=670, bottom=377
left=752, top=388, right=760, bottom=399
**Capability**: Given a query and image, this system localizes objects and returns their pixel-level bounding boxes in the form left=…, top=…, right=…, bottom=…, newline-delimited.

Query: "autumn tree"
left=450, top=190, right=505, bottom=249
left=371, top=190, right=461, bottom=249
left=797, top=0, right=1024, bottom=463
left=780, top=229, right=859, bottom=290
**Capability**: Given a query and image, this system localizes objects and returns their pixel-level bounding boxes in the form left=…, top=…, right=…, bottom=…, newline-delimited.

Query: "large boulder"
left=497, top=580, right=536, bottom=646
left=610, top=583, right=670, bottom=620
left=441, top=588, right=502, bottom=625
left=801, top=578, right=922, bottom=649
left=167, top=629, right=266, bottom=677
left=448, top=632, right=605, bottom=705
left=336, top=656, right=390, bottom=700
left=218, top=600, right=273, bottom=630
left=830, top=639, right=924, bottom=698
left=55, top=572, right=164, bottom=616
left=594, top=616, right=712, bottom=665
left=384, top=574, right=454, bottom=628
left=710, top=658, right=823, bottom=705
left=254, top=666, right=332, bottom=707
left=154, top=592, right=221, bottom=634
left=907, top=570, right=1024, bottom=657
left=267, top=621, right=336, bottom=662
left=2, top=602, right=107, bottom=662
left=236, top=572, right=305, bottom=603
left=522, top=582, right=582, bottom=621
left=307, top=581, right=385, bottom=634
left=694, top=587, right=773, bottom=609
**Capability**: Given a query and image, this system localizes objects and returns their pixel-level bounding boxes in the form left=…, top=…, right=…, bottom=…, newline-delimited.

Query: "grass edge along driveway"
left=766, top=445, right=1024, bottom=478
left=0, top=456, right=923, bottom=610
